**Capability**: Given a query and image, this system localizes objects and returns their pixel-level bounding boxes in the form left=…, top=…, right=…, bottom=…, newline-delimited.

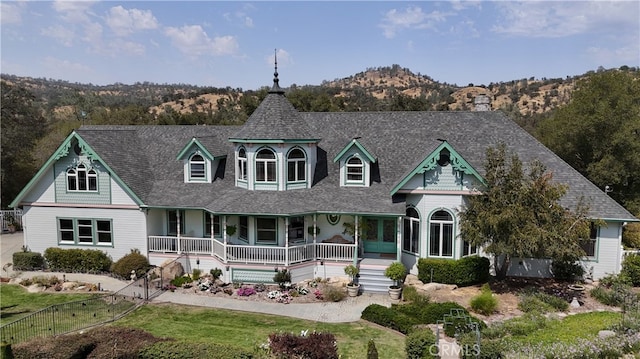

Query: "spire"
left=270, top=49, right=284, bottom=94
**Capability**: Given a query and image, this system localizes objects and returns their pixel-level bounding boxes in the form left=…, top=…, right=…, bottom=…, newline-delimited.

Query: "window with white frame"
left=205, top=214, right=221, bottom=237
left=189, top=153, right=206, bottom=181
left=346, top=156, right=363, bottom=183
left=239, top=216, right=248, bottom=240
left=581, top=222, right=598, bottom=257
left=256, top=148, right=277, bottom=182
left=237, top=148, right=247, bottom=181
left=429, top=210, right=453, bottom=257
left=57, top=218, right=113, bottom=245
left=287, top=149, right=306, bottom=183
left=462, top=240, right=477, bottom=256
left=403, top=207, right=420, bottom=254
left=257, top=217, right=277, bottom=244
left=67, top=164, right=98, bottom=192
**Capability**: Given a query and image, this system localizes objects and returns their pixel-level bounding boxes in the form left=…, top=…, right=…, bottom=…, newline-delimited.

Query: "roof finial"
left=270, top=48, right=283, bottom=93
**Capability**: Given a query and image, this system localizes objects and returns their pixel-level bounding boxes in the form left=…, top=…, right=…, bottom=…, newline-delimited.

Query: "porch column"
left=313, top=214, right=317, bottom=261
left=210, top=213, right=214, bottom=257
left=397, top=216, right=402, bottom=261
left=285, top=218, right=290, bottom=266
left=177, top=210, right=181, bottom=254
left=223, top=216, right=228, bottom=263
left=353, top=215, right=359, bottom=265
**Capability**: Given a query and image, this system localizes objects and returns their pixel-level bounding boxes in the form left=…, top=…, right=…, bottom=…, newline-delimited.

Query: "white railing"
left=148, top=236, right=357, bottom=266
left=1, top=209, right=23, bottom=231
left=623, top=249, right=640, bottom=260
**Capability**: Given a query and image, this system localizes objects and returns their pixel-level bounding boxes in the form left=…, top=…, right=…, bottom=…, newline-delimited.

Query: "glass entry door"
left=362, top=218, right=397, bottom=253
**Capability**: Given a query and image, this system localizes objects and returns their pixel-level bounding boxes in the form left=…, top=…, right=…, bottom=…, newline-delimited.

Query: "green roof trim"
left=176, top=138, right=215, bottom=161
left=332, top=139, right=376, bottom=163
left=10, top=131, right=145, bottom=208
left=390, top=141, right=485, bottom=195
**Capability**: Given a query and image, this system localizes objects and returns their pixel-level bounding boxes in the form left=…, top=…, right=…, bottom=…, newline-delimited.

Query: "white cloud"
left=165, top=25, right=239, bottom=57
left=106, top=5, right=159, bottom=36
left=41, top=25, right=75, bottom=47
left=379, top=6, right=449, bottom=39
left=52, top=0, right=96, bottom=23
left=492, top=2, right=639, bottom=38
left=0, top=1, right=26, bottom=25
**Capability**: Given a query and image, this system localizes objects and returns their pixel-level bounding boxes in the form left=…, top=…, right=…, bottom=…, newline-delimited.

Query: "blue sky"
left=1, top=1, right=638, bottom=90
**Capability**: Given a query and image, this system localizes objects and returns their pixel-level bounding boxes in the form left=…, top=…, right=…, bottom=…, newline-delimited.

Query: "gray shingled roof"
left=77, top=107, right=637, bottom=221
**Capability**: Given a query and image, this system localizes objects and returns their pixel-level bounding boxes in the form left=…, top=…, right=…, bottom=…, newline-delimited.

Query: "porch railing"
left=148, top=236, right=356, bottom=266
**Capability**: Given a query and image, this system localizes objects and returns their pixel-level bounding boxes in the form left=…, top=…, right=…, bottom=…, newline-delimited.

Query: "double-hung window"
left=168, top=210, right=186, bottom=236
left=256, top=217, right=277, bottom=244
left=346, top=156, right=363, bottom=184
left=287, top=149, right=306, bottom=183
left=239, top=216, right=248, bottom=241
left=237, top=148, right=247, bottom=181
left=429, top=210, right=453, bottom=257
left=205, top=214, right=221, bottom=237
left=57, top=218, right=113, bottom=245
left=581, top=223, right=598, bottom=257
left=189, top=154, right=206, bottom=181
left=67, top=164, right=98, bottom=192
left=288, top=216, right=305, bottom=242
left=256, top=149, right=276, bottom=182
left=403, top=208, right=420, bottom=254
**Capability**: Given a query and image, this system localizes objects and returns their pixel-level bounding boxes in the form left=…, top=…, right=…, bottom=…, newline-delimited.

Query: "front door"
left=362, top=218, right=397, bottom=253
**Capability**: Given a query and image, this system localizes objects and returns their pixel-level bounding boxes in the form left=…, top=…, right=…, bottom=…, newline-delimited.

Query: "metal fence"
left=0, top=269, right=165, bottom=345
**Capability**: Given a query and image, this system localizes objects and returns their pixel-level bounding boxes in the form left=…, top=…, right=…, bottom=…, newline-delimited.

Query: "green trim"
left=56, top=217, right=114, bottom=247
left=10, top=131, right=144, bottom=208
left=176, top=138, right=216, bottom=161
left=426, top=208, right=456, bottom=258
left=332, top=139, right=376, bottom=163
left=229, top=138, right=318, bottom=144
left=253, top=146, right=279, bottom=187
left=390, top=141, right=485, bottom=196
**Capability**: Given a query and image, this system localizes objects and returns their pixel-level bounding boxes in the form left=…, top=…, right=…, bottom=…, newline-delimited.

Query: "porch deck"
left=148, top=235, right=357, bottom=267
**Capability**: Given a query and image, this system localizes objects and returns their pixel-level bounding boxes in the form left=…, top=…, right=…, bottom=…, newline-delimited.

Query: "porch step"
left=358, top=267, right=394, bottom=294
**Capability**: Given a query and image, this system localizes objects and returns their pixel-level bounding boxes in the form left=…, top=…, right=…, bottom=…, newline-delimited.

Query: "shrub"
left=139, top=340, right=253, bottom=359
left=402, top=286, right=430, bottom=304
left=405, top=328, right=438, bottom=359
left=43, top=247, right=112, bottom=273
left=458, top=333, right=505, bottom=359
left=269, top=331, right=338, bottom=359
left=322, top=285, right=346, bottom=302
left=273, top=269, right=291, bottom=288
left=518, top=290, right=569, bottom=313
left=367, top=339, right=379, bottom=359
left=237, top=287, right=256, bottom=296
left=470, top=290, right=498, bottom=316
left=384, top=262, right=407, bottom=287
left=482, top=312, right=550, bottom=339
left=621, top=254, right=640, bottom=286
left=170, top=275, right=193, bottom=288
left=551, top=258, right=585, bottom=281
left=361, top=304, right=417, bottom=334
left=417, top=256, right=490, bottom=287
left=110, top=249, right=150, bottom=279
left=210, top=268, right=223, bottom=280
left=12, top=251, right=44, bottom=271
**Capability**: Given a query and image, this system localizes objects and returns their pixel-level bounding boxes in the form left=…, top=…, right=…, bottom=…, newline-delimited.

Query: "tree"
left=1, top=82, right=47, bottom=207
left=536, top=70, right=640, bottom=214
left=459, top=144, right=591, bottom=279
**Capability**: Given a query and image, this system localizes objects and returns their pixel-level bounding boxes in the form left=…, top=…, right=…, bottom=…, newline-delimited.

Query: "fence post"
left=144, top=276, right=149, bottom=301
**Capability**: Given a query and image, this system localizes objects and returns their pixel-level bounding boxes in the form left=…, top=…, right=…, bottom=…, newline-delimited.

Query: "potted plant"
left=226, top=225, right=237, bottom=236
left=384, top=261, right=406, bottom=300
left=344, top=264, right=360, bottom=297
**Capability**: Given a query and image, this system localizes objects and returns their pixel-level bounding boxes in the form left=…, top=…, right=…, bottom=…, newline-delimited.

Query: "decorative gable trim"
left=390, top=141, right=484, bottom=195
left=176, top=138, right=215, bottom=161
left=9, top=131, right=144, bottom=208
left=332, top=138, right=376, bottom=163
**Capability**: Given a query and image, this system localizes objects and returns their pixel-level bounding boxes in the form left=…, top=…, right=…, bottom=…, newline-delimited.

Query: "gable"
left=390, top=141, right=484, bottom=195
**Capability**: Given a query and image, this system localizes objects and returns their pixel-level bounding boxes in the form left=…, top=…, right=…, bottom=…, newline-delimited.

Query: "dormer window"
left=237, top=148, right=247, bottom=181
left=287, top=148, right=306, bottom=183
left=256, top=148, right=276, bottom=183
left=346, top=156, right=364, bottom=184
left=189, top=154, right=206, bottom=181
left=67, top=164, right=98, bottom=192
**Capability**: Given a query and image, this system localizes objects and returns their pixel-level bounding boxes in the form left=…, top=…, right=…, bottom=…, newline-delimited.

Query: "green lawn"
left=510, top=311, right=621, bottom=345
left=113, top=303, right=406, bottom=358
left=0, top=284, right=99, bottom=325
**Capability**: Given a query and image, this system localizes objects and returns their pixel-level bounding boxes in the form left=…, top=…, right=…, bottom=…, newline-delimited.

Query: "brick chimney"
left=474, top=94, right=491, bottom=111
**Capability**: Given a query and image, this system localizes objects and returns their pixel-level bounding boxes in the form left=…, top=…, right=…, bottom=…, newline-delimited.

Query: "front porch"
left=148, top=235, right=358, bottom=266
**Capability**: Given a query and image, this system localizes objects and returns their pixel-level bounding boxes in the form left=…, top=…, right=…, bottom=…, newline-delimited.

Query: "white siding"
left=408, top=193, right=465, bottom=259
left=582, top=221, right=623, bottom=279
left=22, top=206, right=147, bottom=263
left=110, top=177, right=138, bottom=205
left=22, top=167, right=56, bottom=203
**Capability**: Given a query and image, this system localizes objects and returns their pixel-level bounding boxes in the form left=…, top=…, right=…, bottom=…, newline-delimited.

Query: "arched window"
left=346, top=156, right=363, bottom=183
left=287, top=148, right=306, bottom=182
left=429, top=210, right=453, bottom=257
left=237, top=148, right=247, bottom=181
left=189, top=153, right=206, bottom=180
left=256, top=148, right=276, bottom=182
left=403, top=207, right=420, bottom=253
left=66, top=164, right=98, bottom=192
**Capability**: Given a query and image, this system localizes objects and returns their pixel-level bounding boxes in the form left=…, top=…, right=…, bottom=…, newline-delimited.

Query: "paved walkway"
left=1, top=232, right=393, bottom=322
